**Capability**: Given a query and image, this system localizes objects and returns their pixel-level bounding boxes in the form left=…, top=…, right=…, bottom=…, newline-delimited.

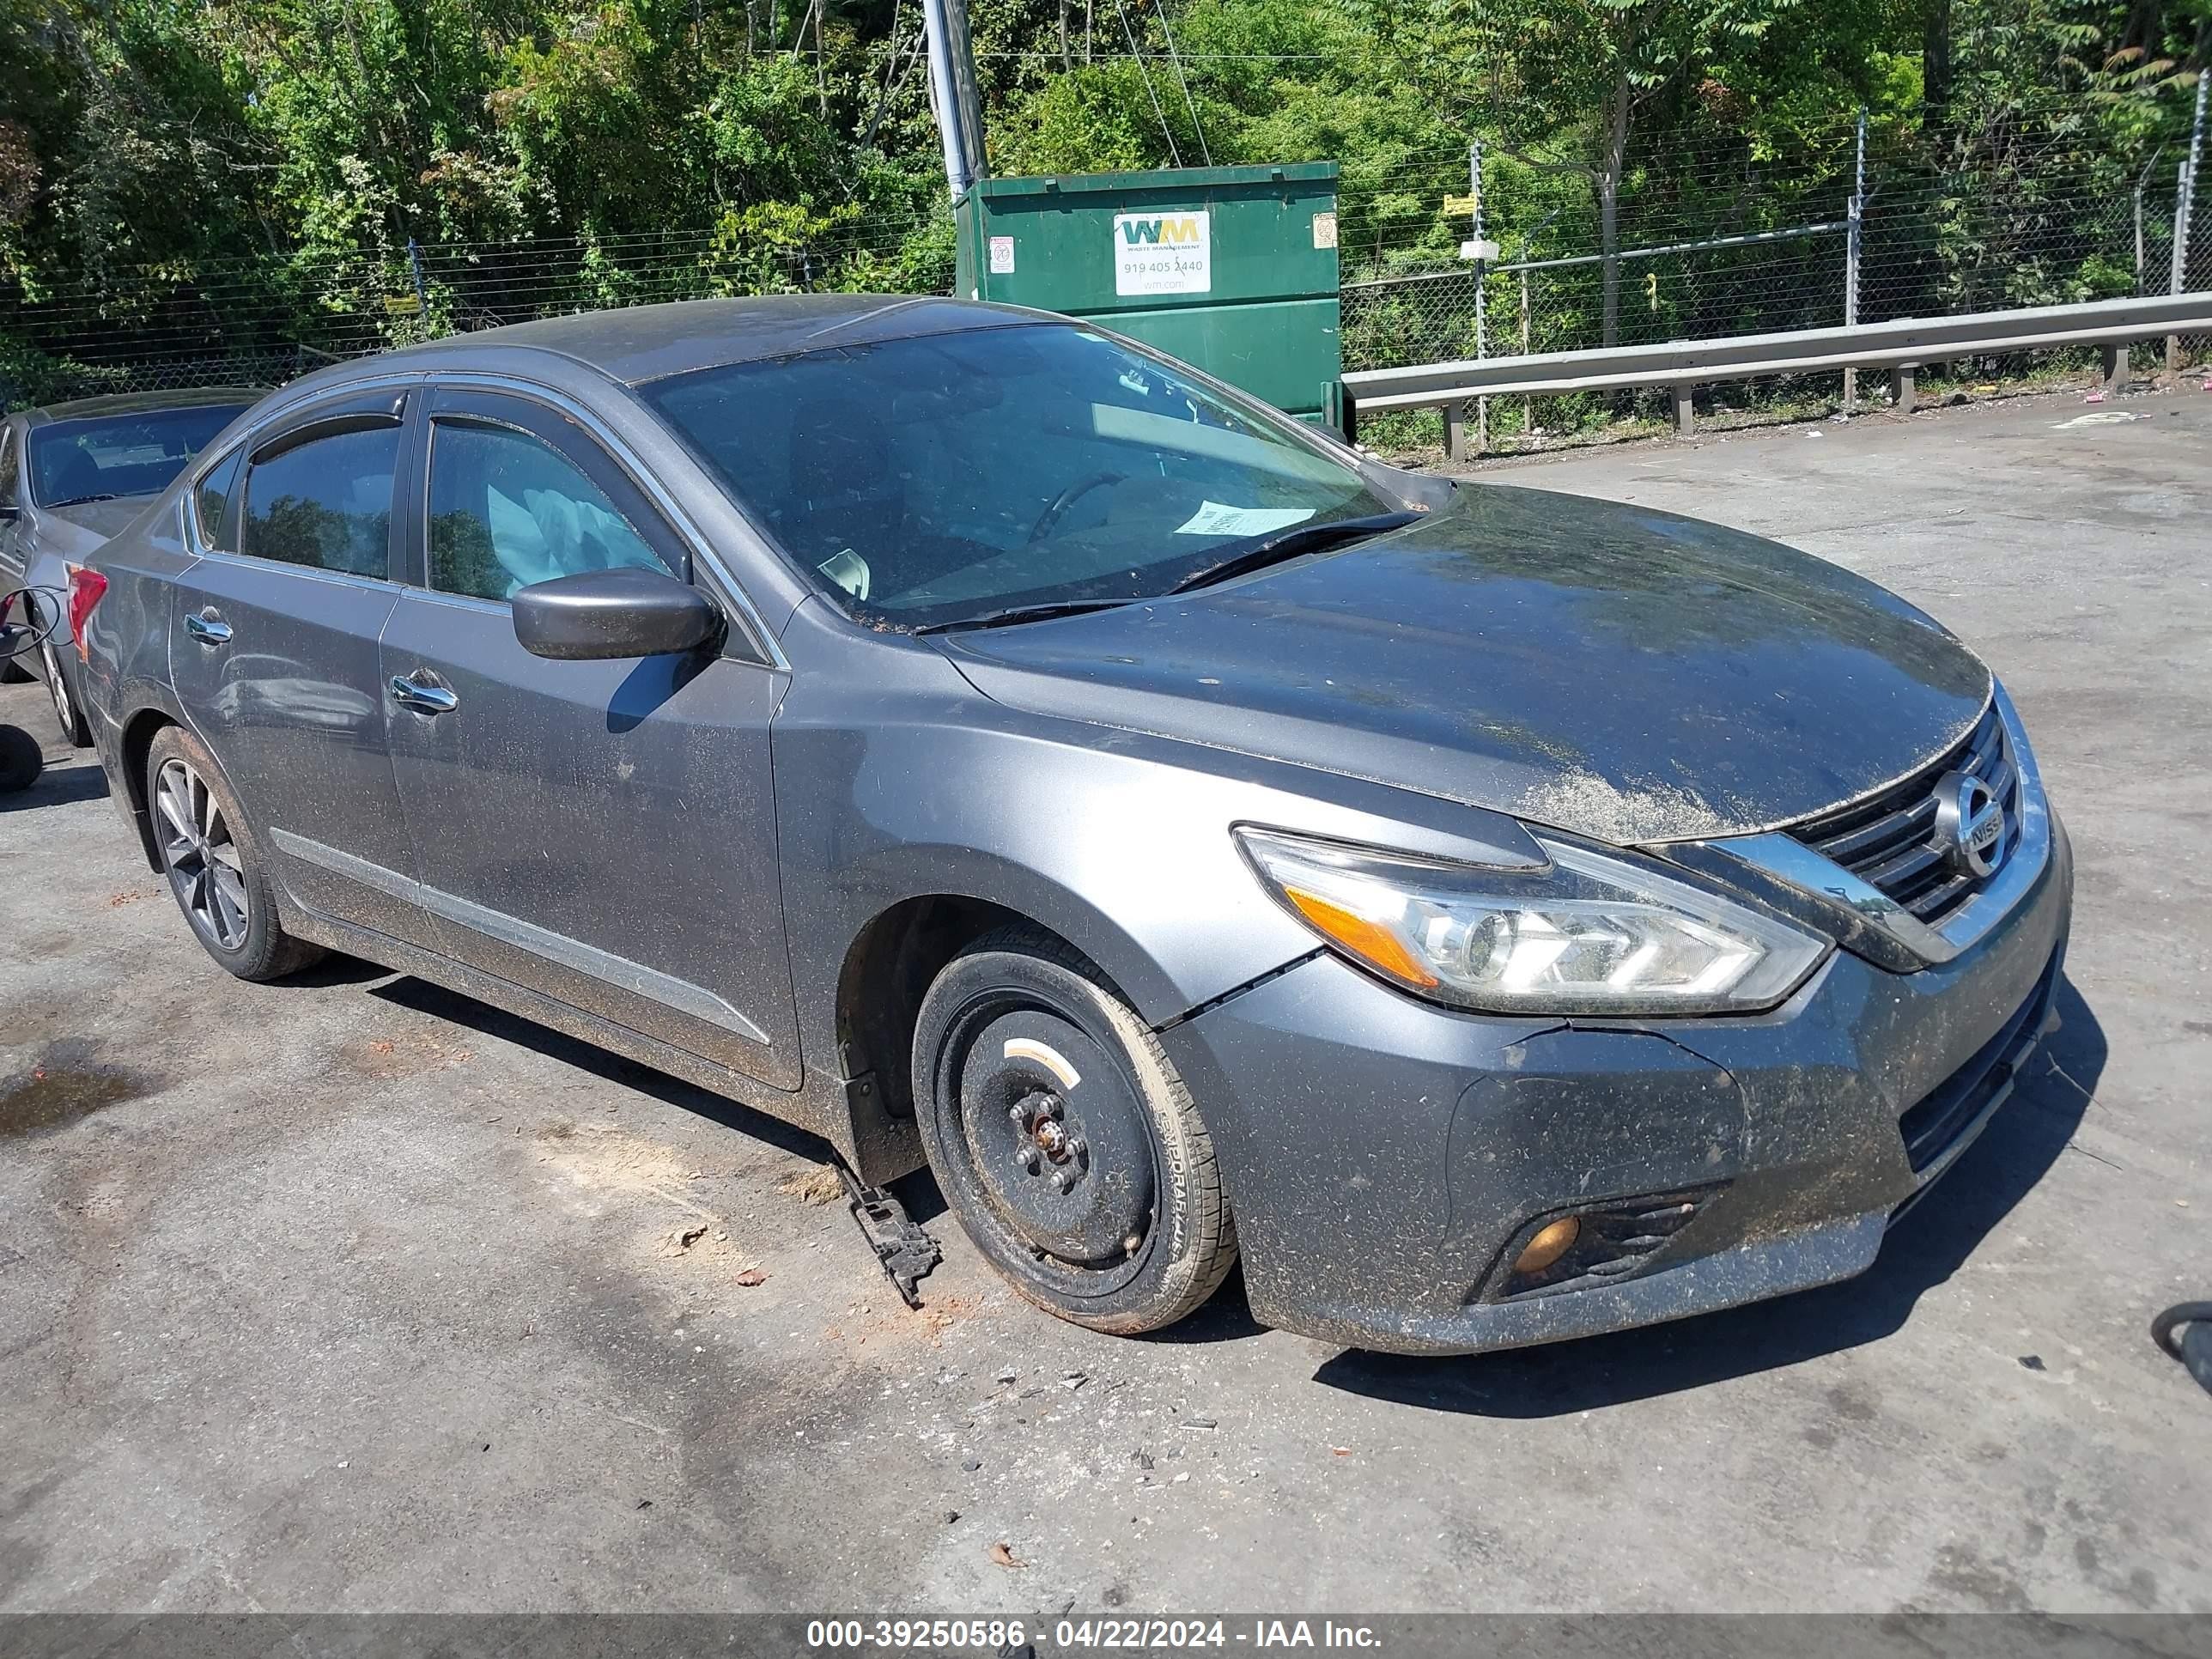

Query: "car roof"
left=14, top=386, right=268, bottom=428
left=374, top=295, right=1042, bottom=387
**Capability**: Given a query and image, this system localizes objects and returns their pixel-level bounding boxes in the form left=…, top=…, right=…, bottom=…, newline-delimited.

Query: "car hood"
left=937, top=483, right=1993, bottom=844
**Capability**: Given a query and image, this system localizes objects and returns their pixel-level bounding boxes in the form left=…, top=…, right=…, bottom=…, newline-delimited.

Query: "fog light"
left=1513, top=1216, right=1580, bottom=1276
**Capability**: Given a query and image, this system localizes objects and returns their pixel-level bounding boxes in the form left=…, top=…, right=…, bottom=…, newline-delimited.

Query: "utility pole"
left=1843, top=106, right=1866, bottom=414
left=1472, top=139, right=1487, bottom=457
left=921, top=0, right=988, bottom=201
left=2169, top=67, right=2208, bottom=374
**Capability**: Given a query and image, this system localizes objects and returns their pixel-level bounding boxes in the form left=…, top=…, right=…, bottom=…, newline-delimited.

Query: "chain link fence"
left=1340, top=96, right=2212, bottom=450
left=0, top=213, right=954, bottom=408
left=3, top=94, right=2206, bottom=453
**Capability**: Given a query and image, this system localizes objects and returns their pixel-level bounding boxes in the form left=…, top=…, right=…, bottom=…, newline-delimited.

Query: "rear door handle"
left=184, top=611, right=231, bottom=646
left=388, top=672, right=459, bottom=715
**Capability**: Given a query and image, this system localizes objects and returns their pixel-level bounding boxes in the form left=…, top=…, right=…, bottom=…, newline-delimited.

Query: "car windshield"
left=642, top=323, right=1401, bottom=628
left=27, top=404, right=248, bottom=507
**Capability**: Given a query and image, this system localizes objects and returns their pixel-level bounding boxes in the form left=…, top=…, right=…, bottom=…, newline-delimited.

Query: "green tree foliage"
left=0, top=0, right=2205, bottom=392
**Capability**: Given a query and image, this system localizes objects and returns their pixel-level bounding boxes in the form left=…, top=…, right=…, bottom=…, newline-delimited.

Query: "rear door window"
left=0, top=427, right=18, bottom=511
left=241, top=426, right=400, bottom=579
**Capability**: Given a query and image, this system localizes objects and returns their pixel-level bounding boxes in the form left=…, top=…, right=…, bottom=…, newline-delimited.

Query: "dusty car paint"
left=941, top=485, right=1992, bottom=845
left=73, top=298, right=2071, bottom=1353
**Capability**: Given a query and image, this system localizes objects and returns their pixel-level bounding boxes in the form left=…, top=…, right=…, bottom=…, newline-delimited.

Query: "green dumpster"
left=954, top=162, right=1341, bottom=422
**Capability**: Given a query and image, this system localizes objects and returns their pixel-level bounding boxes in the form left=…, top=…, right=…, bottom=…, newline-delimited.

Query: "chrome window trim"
left=397, top=587, right=508, bottom=618
left=419, top=371, right=788, bottom=672
left=188, top=546, right=400, bottom=596
left=1701, top=682, right=2051, bottom=969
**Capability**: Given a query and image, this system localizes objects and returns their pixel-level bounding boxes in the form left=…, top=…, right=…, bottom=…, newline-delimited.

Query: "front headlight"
left=1235, top=826, right=1830, bottom=1016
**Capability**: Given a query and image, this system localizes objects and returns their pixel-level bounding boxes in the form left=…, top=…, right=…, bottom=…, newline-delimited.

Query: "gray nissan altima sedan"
left=76, top=296, right=2071, bottom=1353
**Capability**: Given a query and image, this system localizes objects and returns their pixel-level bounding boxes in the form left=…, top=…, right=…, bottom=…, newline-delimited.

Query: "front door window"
left=427, top=422, right=673, bottom=602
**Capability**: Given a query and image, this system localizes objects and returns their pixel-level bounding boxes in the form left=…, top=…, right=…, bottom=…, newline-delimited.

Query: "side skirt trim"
left=270, top=827, right=771, bottom=1047
left=284, top=905, right=807, bottom=1113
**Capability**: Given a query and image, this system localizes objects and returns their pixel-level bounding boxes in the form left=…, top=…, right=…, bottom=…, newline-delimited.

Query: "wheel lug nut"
left=1048, top=1170, right=1072, bottom=1194
left=1019, top=1147, right=1041, bottom=1174
left=1046, top=1098, right=1064, bottom=1120
left=1008, top=1103, right=1028, bottom=1125
left=1066, top=1136, right=1087, bottom=1160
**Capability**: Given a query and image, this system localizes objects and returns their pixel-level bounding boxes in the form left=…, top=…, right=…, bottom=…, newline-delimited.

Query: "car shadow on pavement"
left=0, top=754, right=108, bottom=811
left=366, top=975, right=838, bottom=1164
left=286, top=953, right=398, bottom=989
left=1310, top=975, right=2106, bottom=1417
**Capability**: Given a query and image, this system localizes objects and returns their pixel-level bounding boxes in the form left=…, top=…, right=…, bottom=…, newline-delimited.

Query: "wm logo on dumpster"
left=1112, top=209, right=1212, bottom=296
left=1118, top=215, right=1206, bottom=246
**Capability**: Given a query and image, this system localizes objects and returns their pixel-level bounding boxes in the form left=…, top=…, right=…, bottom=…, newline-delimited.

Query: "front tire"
left=145, top=726, right=323, bottom=981
left=911, top=927, right=1237, bottom=1334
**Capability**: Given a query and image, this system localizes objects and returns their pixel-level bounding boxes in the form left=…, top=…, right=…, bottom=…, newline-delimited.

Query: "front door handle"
left=388, top=673, right=459, bottom=715
left=184, top=610, right=232, bottom=646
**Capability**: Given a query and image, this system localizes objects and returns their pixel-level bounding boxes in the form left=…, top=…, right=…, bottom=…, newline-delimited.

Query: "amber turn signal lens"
left=1512, top=1216, right=1581, bottom=1276
left=1280, top=884, right=1441, bottom=989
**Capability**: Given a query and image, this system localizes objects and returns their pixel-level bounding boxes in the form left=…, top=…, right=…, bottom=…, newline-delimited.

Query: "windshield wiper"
left=1165, top=511, right=1421, bottom=594
left=43, top=492, right=121, bottom=508
left=911, top=598, right=1135, bottom=635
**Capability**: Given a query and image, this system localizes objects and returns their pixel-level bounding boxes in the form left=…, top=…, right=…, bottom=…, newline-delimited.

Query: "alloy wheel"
left=155, top=757, right=250, bottom=951
left=40, top=638, right=76, bottom=741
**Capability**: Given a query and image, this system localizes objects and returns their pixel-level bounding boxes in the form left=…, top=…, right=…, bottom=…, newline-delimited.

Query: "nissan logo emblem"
left=1934, top=770, right=2008, bottom=878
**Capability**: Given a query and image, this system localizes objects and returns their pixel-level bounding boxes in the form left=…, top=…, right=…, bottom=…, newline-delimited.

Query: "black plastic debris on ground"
left=839, top=1164, right=942, bottom=1308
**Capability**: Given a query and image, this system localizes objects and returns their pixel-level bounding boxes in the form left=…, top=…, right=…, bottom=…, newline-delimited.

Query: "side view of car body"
left=0, top=389, right=258, bottom=744
left=76, top=297, right=2071, bottom=1354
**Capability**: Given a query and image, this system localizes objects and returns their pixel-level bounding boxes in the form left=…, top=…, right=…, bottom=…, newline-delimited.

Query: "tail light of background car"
left=65, top=564, right=107, bottom=663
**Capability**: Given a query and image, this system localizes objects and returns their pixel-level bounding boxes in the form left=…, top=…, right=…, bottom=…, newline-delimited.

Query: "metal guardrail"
left=1338, top=290, right=2212, bottom=455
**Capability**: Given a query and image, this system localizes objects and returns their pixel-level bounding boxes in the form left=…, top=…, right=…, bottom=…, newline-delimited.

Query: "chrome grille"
left=1789, top=703, right=2018, bottom=928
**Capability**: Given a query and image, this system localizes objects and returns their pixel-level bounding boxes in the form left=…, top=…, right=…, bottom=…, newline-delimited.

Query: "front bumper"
left=1158, top=807, right=2074, bottom=1355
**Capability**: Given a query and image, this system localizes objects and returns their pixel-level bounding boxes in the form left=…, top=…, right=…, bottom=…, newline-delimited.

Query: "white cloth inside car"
left=484, top=482, right=658, bottom=593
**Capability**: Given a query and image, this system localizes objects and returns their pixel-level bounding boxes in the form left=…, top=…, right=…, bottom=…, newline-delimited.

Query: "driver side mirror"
left=511, top=566, right=724, bottom=661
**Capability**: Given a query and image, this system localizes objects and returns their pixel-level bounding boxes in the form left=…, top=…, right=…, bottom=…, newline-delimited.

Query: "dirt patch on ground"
left=534, top=1121, right=775, bottom=1288
left=775, top=1163, right=847, bottom=1206
left=347, top=1029, right=475, bottom=1080
left=825, top=1290, right=983, bottom=1352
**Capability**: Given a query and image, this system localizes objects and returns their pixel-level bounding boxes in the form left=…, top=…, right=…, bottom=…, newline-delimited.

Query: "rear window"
left=27, top=405, right=248, bottom=507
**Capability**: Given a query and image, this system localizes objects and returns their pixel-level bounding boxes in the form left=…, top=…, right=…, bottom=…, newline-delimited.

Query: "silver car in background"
left=0, top=390, right=258, bottom=743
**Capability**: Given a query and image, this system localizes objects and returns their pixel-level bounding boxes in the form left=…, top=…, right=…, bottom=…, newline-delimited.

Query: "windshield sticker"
left=1174, top=501, right=1316, bottom=538
left=817, top=548, right=871, bottom=599
left=1113, top=211, right=1211, bottom=296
